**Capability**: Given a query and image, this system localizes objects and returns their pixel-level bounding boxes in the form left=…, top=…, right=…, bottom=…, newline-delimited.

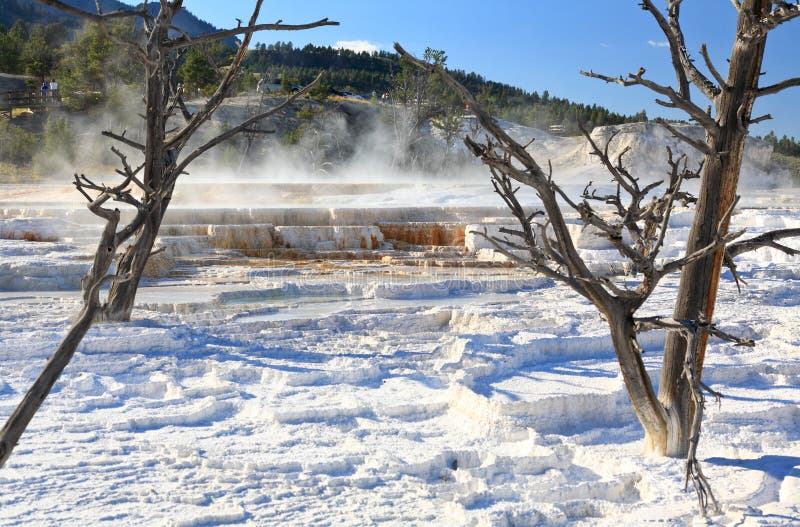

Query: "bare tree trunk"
left=0, top=305, right=96, bottom=467
left=658, top=0, right=770, bottom=457
left=102, top=10, right=173, bottom=322
left=0, top=203, right=122, bottom=468
left=607, top=309, right=669, bottom=454
left=101, top=206, right=164, bottom=321
left=0, top=0, right=338, bottom=469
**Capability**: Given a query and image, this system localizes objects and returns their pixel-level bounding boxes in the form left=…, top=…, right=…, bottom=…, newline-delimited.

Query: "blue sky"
left=180, top=1, right=799, bottom=138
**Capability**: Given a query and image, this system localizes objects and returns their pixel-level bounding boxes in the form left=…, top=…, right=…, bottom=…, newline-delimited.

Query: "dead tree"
left=389, top=48, right=450, bottom=170
left=0, top=0, right=336, bottom=468
left=394, top=43, right=798, bottom=514
left=581, top=0, right=800, bottom=457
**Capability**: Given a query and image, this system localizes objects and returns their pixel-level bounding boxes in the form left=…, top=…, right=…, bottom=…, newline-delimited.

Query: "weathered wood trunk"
left=0, top=304, right=97, bottom=468
left=657, top=0, right=770, bottom=457
left=0, top=205, right=121, bottom=467
left=0, top=0, right=337, bottom=470
left=606, top=309, right=669, bottom=454
left=101, top=8, right=175, bottom=322
left=102, top=205, right=164, bottom=321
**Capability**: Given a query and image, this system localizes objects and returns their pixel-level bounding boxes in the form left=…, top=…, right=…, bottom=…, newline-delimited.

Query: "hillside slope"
left=444, top=117, right=783, bottom=190
left=0, top=0, right=236, bottom=46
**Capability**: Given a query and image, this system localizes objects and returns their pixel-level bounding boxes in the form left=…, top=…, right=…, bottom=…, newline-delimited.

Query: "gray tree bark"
left=581, top=0, right=800, bottom=457
left=657, top=0, right=772, bottom=457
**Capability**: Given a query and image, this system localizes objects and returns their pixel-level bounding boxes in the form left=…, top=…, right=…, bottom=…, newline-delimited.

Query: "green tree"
left=7, top=20, right=29, bottom=43
left=179, top=44, right=225, bottom=96
left=0, top=23, right=24, bottom=73
left=280, top=70, right=293, bottom=94
left=431, top=111, right=462, bottom=165
left=0, top=120, right=36, bottom=165
left=21, top=25, right=59, bottom=80
left=309, top=78, right=330, bottom=101
left=57, top=20, right=141, bottom=100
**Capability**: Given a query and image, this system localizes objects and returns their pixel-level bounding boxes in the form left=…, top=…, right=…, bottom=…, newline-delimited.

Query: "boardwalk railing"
left=1, top=89, right=61, bottom=114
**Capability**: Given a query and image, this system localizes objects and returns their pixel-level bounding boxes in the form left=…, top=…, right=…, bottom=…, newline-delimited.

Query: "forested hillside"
left=243, top=42, right=644, bottom=133
left=0, top=0, right=647, bottom=134
left=0, top=0, right=235, bottom=47
left=0, top=0, right=81, bottom=30
left=761, top=131, right=800, bottom=181
left=2, top=3, right=795, bottom=147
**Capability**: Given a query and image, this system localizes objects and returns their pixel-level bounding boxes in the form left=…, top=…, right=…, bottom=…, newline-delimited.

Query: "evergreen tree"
left=179, top=48, right=217, bottom=95
left=56, top=20, right=141, bottom=103
left=21, top=24, right=60, bottom=79
left=0, top=22, right=24, bottom=73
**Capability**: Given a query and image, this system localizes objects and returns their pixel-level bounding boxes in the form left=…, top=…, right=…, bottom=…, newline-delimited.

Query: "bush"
left=772, top=152, right=800, bottom=185
left=309, top=81, right=330, bottom=101
left=61, top=91, right=104, bottom=111
left=236, top=72, right=258, bottom=94
left=296, top=105, right=321, bottom=120
left=0, top=162, right=36, bottom=183
left=0, top=120, right=37, bottom=165
left=283, top=124, right=305, bottom=145
left=32, top=115, right=75, bottom=176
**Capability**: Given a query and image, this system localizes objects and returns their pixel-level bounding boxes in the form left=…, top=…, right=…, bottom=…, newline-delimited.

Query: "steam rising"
left=13, top=89, right=791, bottom=211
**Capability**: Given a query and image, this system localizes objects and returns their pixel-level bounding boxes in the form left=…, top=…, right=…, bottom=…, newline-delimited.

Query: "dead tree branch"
left=633, top=316, right=755, bottom=348
left=165, top=0, right=267, bottom=150
left=167, top=18, right=339, bottom=49
left=699, top=44, right=728, bottom=90
left=580, top=69, right=718, bottom=132
left=640, top=0, right=722, bottom=100
left=174, top=72, right=324, bottom=177
left=760, top=2, right=800, bottom=30
left=726, top=228, right=800, bottom=258
left=757, top=77, right=800, bottom=97
left=656, top=196, right=743, bottom=279
left=101, top=130, right=145, bottom=152
left=639, top=0, right=690, bottom=98
left=32, top=0, right=150, bottom=60
left=31, top=0, right=149, bottom=22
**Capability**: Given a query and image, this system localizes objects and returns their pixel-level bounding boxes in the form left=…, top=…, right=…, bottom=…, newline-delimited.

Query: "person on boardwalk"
left=49, top=79, right=59, bottom=101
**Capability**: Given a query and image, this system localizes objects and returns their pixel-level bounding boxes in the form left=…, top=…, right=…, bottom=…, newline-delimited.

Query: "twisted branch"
left=580, top=69, right=718, bottom=132
left=167, top=18, right=339, bottom=49
left=640, top=0, right=722, bottom=100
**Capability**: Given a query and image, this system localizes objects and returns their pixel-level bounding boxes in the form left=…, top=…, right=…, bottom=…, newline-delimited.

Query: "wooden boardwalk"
left=0, top=89, right=61, bottom=116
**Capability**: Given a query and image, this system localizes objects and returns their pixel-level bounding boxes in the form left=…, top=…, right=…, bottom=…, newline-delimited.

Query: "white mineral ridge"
left=0, top=217, right=71, bottom=241
left=0, top=119, right=799, bottom=525
left=207, top=224, right=274, bottom=250
left=440, top=118, right=787, bottom=192
left=0, top=202, right=797, bottom=526
left=275, top=225, right=384, bottom=250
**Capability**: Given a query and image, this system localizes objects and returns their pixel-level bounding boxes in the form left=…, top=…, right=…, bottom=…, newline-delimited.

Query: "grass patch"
left=0, top=162, right=38, bottom=183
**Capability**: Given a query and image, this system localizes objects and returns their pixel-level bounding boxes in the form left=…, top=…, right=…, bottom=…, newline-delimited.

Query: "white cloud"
left=647, top=40, right=669, bottom=48
left=334, top=40, right=380, bottom=54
